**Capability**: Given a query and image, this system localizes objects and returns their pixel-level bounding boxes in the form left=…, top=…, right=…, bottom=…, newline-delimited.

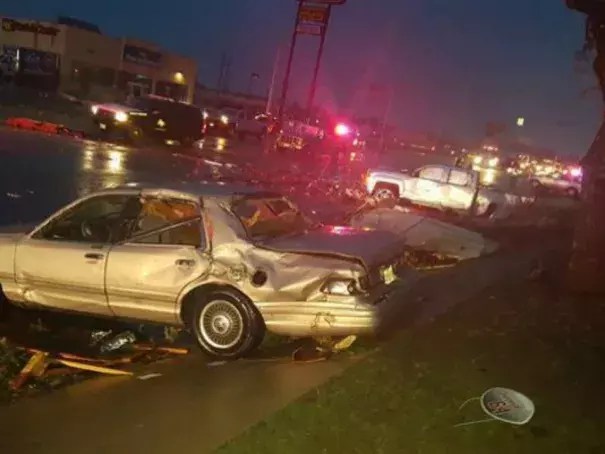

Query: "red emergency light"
left=334, top=123, right=350, bottom=136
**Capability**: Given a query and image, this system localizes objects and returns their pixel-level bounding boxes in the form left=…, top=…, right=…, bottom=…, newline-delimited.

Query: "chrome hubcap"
left=199, top=300, right=244, bottom=349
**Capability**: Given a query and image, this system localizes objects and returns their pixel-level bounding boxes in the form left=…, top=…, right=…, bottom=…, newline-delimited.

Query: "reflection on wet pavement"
left=0, top=129, right=452, bottom=227
left=0, top=131, right=259, bottom=226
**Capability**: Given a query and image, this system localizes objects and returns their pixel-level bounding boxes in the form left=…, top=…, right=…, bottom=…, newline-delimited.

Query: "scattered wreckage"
left=0, top=181, right=501, bottom=361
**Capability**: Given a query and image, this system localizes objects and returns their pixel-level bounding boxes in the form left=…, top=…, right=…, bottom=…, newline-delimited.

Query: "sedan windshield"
left=232, top=197, right=314, bottom=239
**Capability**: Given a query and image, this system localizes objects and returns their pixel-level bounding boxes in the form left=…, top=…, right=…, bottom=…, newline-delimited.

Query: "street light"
left=516, top=116, right=525, bottom=127
left=173, top=72, right=185, bottom=83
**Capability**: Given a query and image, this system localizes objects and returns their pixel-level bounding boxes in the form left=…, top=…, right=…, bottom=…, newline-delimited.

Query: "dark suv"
left=91, top=96, right=204, bottom=147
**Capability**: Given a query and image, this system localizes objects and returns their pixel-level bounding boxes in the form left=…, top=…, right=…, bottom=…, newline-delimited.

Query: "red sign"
left=298, top=5, right=329, bottom=24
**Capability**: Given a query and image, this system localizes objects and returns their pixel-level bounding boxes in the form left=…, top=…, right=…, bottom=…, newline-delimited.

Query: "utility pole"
left=306, top=6, right=332, bottom=114
left=266, top=46, right=281, bottom=114
left=248, top=72, right=260, bottom=95
left=379, top=85, right=395, bottom=152
left=217, top=52, right=226, bottom=91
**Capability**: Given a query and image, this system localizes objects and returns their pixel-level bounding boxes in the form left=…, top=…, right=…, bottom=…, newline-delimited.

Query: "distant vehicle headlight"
left=114, top=111, right=129, bottom=123
left=203, top=110, right=209, bottom=119
left=321, top=279, right=357, bottom=296
left=90, top=105, right=99, bottom=115
left=220, top=115, right=229, bottom=124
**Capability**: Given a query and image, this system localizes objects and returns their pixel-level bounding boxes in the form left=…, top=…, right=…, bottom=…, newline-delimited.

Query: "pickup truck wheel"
left=189, top=288, right=265, bottom=359
left=372, top=184, right=399, bottom=200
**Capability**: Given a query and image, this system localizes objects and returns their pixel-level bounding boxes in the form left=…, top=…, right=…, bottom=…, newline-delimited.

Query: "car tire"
left=189, top=287, right=265, bottom=359
left=372, top=183, right=399, bottom=199
left=566, top=187, right=580, bottom=199
left=180, top=137, right=194, bottom=148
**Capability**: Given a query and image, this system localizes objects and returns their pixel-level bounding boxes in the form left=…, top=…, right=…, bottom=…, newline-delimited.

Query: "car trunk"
left=259, top=225, right=406, bottom=272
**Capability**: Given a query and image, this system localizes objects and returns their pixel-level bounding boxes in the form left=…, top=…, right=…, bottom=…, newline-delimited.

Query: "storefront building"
left=0, top=16, right=197, bottom=103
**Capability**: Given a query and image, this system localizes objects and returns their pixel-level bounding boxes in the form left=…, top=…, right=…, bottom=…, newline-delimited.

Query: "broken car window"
left=232, top=197, right=311, bottom=239
left=34, top=195, right=138, bottom=243
left=130, top=197, right=203, bottom=247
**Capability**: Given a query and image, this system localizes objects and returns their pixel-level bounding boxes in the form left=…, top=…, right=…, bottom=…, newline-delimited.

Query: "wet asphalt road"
left=0, top=129, right=262, bottom=227
left=0, top=128, right=454, bottom=227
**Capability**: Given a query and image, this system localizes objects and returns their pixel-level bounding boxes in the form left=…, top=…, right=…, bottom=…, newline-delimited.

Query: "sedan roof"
left=110, top=181, right=281, bottom=199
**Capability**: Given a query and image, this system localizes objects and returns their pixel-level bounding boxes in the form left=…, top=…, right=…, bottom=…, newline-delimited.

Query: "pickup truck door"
left=410, top=166, right=450, bottom=206
left=105, top=196, right=210, bottom=325
left=14, top=193, right=140, bottom=316
left=445, top=168, right=476, bottom=210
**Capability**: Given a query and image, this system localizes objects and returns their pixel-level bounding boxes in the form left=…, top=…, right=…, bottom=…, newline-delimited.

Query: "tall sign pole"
left=277, top=0, right=304, bottom=120
left=278, top=0, right=347, bottom=121
left=306, top=5, right=332, bottom=114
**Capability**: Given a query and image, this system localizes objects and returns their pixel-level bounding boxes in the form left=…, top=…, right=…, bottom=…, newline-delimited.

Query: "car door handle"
left=175, top=259, right=195, bottom=267
left=85, top=253, right=104, bottom=260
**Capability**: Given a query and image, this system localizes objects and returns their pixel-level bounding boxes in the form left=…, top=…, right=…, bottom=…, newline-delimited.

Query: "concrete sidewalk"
left=0, top=351, right=355, bottom=454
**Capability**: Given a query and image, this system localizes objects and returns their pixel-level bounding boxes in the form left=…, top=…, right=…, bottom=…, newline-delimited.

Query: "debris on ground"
left=3, top=117, right=85, bottom=138
left=455, top=387, right=536, bottom=427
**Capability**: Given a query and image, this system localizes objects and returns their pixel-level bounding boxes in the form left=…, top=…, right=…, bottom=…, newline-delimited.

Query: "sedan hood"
left=260, top=225, right=405, bottom=270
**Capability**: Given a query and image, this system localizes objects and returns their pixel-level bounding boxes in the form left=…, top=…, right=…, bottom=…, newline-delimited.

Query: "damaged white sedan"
left=0, top=183, right=408, bottom=359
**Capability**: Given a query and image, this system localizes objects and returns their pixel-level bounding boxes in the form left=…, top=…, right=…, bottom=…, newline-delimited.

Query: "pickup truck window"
left=448, top=169, right=471, bottom=186
left=418, top=167, right=447, bottom=182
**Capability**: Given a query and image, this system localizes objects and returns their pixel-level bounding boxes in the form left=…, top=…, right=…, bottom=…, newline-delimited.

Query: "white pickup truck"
left=366, top=165, right=533, bottom=219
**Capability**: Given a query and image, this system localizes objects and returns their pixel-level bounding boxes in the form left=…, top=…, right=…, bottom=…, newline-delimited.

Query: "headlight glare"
left=114, top=111, right=129, bottom=123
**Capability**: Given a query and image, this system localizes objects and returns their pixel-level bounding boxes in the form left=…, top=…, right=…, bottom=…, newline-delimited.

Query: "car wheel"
left=180, top=137, right=194, bottom=148
left=189, top=288, right=265, bottom=359
left=372, top=184, right=399, bottom=200
left=566, top=187, right=580, bottom=199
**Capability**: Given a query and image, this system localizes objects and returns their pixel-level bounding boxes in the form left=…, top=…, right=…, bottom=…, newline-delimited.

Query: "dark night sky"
left=4, top=0, right=601, bottom=155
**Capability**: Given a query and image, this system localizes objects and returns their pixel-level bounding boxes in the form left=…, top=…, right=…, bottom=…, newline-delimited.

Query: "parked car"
left=0, top=183, right=408, bottom=359
left=365, top=164, right=534, bottom=219
left=236, top=111, right=270, bottom=141
left=530, top=175, right=581, bottom=199
left=202, top=108, right=236, bottom=137
left=90, top=95, right=204, bottom=147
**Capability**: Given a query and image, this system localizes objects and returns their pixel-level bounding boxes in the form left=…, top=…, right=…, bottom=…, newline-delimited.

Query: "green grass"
left=216, top=279, right=605, bottom=454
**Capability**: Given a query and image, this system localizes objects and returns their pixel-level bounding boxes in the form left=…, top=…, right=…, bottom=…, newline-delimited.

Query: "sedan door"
left=14, top=193, right=140, bottom=316
left=105, top=197, right=211, bottom=325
